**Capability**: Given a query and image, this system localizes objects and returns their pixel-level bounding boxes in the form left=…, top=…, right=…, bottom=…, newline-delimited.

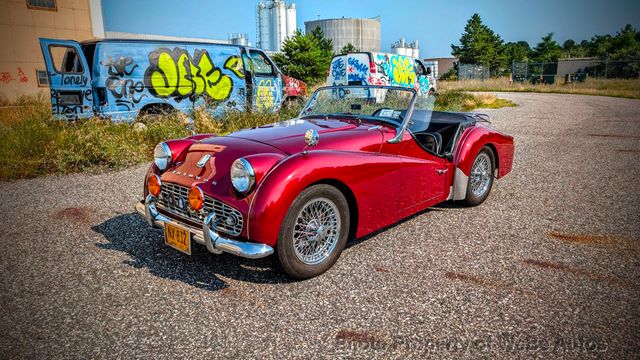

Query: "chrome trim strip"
left=136, top=195, right=273, bottom=259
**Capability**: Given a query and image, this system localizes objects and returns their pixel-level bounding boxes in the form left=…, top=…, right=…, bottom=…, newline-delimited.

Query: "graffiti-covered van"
left=38, top=38, right=306, bottom=121
left=327, top=52, right=436, bottom=95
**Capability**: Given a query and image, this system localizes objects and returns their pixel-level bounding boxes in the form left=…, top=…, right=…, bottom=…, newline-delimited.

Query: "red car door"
left=395, top=132, right=449, bottom=212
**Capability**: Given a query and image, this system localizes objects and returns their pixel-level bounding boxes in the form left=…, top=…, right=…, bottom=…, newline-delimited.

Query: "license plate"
left=164, top=223, right=191, bottom=255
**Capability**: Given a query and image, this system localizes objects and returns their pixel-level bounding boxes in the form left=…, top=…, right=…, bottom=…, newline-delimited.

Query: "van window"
left=248, top=51, right=275, bottom=76
left=49, top=45, right=83, bottom=73
left=414, top=60, right=427, bottom=77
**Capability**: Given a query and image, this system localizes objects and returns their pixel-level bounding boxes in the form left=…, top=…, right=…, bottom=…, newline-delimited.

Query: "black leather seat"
left=414, top=131, right=442, bottom=154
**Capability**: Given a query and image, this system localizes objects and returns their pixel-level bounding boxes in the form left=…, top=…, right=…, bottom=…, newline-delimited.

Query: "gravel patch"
left=0, top=93, right=638, bottom=359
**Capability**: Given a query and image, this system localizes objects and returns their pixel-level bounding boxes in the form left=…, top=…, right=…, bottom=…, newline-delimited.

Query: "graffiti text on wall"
left=0, top=68, right=29, bottom=84
left=331, top=57, right=346, bottom=79
left=143, top=48, right=242, bottom=102
left=101, top=56, right=146, bottom=110
left=255, top=79, right=277, bottom=110
left=347, top=57, right=369, bottom=83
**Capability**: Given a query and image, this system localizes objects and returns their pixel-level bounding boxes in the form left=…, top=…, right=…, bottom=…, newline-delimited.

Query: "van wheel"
left=138, top=104, right=175, bottom=119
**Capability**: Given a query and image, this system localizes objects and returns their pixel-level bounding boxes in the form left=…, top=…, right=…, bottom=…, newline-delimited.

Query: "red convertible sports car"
left=135, top=85, right=514, bottom=279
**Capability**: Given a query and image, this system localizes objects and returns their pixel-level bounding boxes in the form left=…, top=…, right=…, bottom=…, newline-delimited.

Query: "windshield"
left=300, top=86, right=434, bottom=127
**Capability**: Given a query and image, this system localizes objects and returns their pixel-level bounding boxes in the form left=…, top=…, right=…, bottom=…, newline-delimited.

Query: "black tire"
left=277, top=184, right=350, bottom=279
left=462, top=146, right=495, bottom=207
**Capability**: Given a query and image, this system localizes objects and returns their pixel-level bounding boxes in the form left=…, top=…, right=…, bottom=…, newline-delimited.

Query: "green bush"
left=0, top=91, right=513, bottom=180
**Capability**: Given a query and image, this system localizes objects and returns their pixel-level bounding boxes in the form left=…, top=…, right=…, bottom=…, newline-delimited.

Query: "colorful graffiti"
left=0, top=68, right=29, bottom=84
left=389, top=56, right=415, bottom=87
left=50, top=88, right=93, bottom=118
left=0, top=72, right=13, bottom=84
left=143, top=47, right=241, bottom=102
left=61, top=74, right=88, bottom=86
left=255, top=79, right=277, bottom=110
left=417, top=76, right=430, bottom=95
left=17, top=68, right=28, bottom=83
left=101, top=56, right=146, bottom=110
left=347, top=57, right=369, bottom=83
left=331, top=57, right=346, bottom=79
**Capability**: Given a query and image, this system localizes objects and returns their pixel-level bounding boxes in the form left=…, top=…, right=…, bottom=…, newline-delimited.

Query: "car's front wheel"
left=277, top=184, right=350, bottom=279
left=463, top=146, right=495, bottom=206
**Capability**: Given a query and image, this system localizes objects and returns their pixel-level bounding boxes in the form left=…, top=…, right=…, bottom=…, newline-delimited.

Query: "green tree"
left=340, top=43, right=359, bottom=55
left=607, top=24, right=640, bottom=60
left=310, top=26, right=334, bottom=55
left=451, top=13, right=506, bottom=71
left=561, top=39, right=586, bottom=58
left=504, top=41, right=532, bottom=63
left=532, top=33, right=562, bottom=62
left=272, top=29, right=334, bottom=84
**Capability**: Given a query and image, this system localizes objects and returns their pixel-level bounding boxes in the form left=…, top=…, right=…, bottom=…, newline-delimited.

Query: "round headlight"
left=154, top=142, right=172, bottom=171
left=230, top=158, right=255, bottom=194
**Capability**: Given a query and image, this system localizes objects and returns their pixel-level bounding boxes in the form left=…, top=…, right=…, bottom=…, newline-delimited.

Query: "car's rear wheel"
left=463, top=146, right=495, bottom=206
left=277, top=184, right=349, bottom=279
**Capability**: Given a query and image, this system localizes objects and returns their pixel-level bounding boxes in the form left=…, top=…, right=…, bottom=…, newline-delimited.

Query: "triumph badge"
left=196, top=154, right=211, bottom=168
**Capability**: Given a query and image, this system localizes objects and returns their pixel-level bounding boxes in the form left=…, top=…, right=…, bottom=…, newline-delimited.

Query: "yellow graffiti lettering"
left=255, top=79, right=275, bottom=110
left=177, top=53, right=192, bottom=97
left=145, top=48, right=239, bottom=102
left=391, top=57, right=415, bottom=86
left=224, top=56, right=244, bottom=78
left=150, top=52, right=178, bottom=97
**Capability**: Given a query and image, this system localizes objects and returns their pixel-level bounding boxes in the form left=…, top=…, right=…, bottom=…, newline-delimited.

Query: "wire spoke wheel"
left=292, top=197, right=341, bottom=265
left=470, top=152, right=491, bottom=197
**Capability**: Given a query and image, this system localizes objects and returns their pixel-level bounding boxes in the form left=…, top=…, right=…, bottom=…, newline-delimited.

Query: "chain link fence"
left=457, top=59, right=639, bottom=82
left=513, top=59, right=639, bottom=84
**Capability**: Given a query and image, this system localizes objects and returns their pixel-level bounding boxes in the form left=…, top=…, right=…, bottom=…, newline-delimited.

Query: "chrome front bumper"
left=135, top=195, right=273, bottom=259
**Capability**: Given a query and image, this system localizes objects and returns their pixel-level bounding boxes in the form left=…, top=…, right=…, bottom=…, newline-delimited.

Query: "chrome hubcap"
left=470, top=153, right=491, bottom=197
left=293, top=197, right=341, bottom=265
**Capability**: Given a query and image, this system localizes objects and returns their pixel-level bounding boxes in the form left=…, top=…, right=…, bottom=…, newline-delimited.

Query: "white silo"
left=271, top=1, right=287, bottom=52
left=256, top=2, right=272, bottom=50
left=285, top=2, right=296, bottom=39
left=256, top=1, right=297, bottom=51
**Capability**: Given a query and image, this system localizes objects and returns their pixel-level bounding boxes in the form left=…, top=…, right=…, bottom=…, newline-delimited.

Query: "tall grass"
left=0, top=91, right=513, bottom=180
left=440, top=77, right=640, bottom=99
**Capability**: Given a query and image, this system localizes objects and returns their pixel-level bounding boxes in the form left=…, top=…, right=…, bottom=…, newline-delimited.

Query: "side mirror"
left=426, top=67, right=432, bottom=75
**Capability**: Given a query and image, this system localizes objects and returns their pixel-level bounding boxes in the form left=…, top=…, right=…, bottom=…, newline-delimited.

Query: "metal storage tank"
left=256, top=1, right=297, bottom=52
left=304, top=17, right=381, bottom=53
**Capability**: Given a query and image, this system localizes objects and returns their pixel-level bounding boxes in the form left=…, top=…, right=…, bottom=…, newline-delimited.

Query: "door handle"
left=436, top=168, right=448, bottom=175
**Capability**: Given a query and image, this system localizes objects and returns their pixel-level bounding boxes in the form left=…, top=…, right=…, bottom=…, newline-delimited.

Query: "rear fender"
left=450, top=124, right=514, bottom=200
left=247, top=150, right=404, bottom=246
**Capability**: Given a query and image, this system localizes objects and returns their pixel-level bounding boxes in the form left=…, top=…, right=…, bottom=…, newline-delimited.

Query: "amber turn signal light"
left=188, top=186, right=204, bottom=211
left=147, top=174, right=162, bottom=197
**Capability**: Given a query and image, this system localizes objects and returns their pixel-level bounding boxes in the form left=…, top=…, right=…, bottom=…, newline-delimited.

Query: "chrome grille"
left=157, top=182, right=243, bottom=236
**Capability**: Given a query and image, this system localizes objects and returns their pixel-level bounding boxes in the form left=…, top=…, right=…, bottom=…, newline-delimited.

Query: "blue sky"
left=102, top=0, right=640, bottom=58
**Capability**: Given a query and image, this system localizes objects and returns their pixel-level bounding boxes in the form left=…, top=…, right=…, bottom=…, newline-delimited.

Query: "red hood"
left=224, top=117, right=385, bottom=154
left=158, top=117, right=387, bottom=218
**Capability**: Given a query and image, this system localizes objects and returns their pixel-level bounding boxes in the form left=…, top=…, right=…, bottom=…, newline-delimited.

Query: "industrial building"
left=304, top=17, right=381, bottom=53
left=0, top=0, right=104, bottom=101
left=391, top=37, right=419, bottom=59
left=256, top=0, right=296, bottom=52
left=422, top=57, right=458, bottom=79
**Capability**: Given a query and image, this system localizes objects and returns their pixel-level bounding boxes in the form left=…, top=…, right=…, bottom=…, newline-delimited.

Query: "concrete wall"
left=305, top=18, right=381, bottom=53
left=0, top=0, right=94, bottom=102
left=556, top=58, right=602, bottom=77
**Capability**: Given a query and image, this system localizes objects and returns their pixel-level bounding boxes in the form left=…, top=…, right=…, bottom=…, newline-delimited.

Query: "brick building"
left=0, top=0, right=104, bottom=101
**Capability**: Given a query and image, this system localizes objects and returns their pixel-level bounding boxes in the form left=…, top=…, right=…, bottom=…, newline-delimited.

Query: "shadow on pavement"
left=92, top=213, right=292, bottom=292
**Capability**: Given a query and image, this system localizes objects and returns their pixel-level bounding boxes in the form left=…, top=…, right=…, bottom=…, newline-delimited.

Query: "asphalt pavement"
left=0, top=92, right=638, bottom=359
